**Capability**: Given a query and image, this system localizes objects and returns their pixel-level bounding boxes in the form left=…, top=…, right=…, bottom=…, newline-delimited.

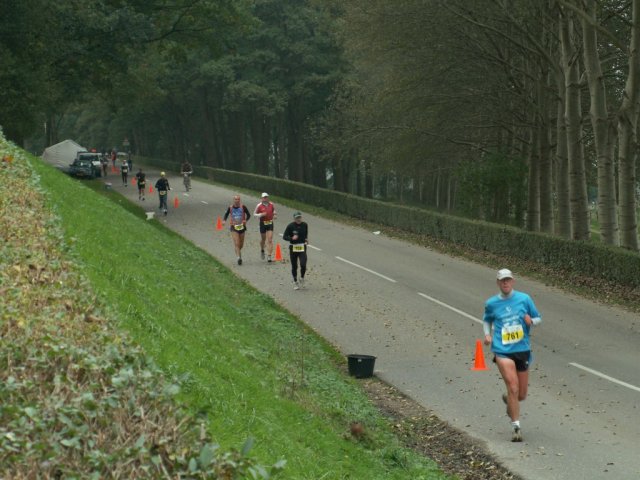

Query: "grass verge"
left=28, top=156, right=450, bottom=479
left=0, top=141, right=279, bottom=478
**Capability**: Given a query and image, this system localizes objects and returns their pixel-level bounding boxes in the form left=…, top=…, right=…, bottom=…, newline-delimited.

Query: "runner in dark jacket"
left=155, top=172, right=171, bottom=215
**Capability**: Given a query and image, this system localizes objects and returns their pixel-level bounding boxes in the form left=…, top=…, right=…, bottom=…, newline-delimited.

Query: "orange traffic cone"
left=471, top=339, right=490, bottom=371
left=274, top=243, right=283, bottom=261
left=149, top=185, right=154, bottom=193
left=131, top=177, right=136, bottom=185
left=215, top=216, right=223, bottom=231
left=174, top=196, right=179, bottom=208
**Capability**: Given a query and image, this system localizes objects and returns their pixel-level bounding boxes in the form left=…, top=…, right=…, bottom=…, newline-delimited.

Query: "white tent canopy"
left=42, top=139, right=86, bottom=168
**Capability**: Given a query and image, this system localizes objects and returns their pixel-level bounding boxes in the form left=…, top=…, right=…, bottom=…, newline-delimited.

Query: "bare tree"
left=560, top=6, right=591, bottom=240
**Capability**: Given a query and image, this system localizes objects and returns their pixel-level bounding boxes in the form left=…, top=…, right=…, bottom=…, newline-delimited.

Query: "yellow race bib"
left=501, top=324, right=524, bottom=345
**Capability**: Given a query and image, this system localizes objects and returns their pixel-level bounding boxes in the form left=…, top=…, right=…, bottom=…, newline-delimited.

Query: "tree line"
left=2, top=0, right=639, bottom=250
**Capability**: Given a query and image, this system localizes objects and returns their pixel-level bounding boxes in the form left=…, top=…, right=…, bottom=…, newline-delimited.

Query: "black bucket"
left=347, top=354, right=376, bottom=378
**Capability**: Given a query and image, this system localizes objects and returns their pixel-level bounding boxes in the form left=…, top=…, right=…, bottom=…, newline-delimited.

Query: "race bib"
left=292, top=244, right=305, bottom=252
left=234, top=224, right=245, bottom=231
left=501, top=324, right=524, bottom=345
left=159, top=191, right=167, bottom=195
left=263, top=220, right=273, bottom=225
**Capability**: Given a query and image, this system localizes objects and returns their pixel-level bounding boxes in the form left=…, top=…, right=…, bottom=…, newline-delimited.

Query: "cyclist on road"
left=135, top=168, right=146, bottom=201
left=181, top=160, right=193, bottom=191
left=283, top=211, right=308, bottom=290
left=254, top=192, right=277, bottom=262
left=223, top=195, right=251, bottom=265
left=155, top=172, right=171, bottom=216
left=483, top=268, right=542, bottom=442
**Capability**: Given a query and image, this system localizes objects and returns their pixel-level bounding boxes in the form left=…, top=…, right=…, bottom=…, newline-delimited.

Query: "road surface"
left=51, top=163, right=640, bottom=480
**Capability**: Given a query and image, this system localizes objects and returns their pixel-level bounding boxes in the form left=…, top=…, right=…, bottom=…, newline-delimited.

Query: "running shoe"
left=293, top=281, right=300, bottom=290
left=267, top=255, right=272, bottom=263
left=299, top=277, right=305, bottom=288
left=261, top=250, right=265, bottom=260
left=164, top=209, right=167, bottom=216
left=238, top=257, right=242, bottom=265
left=511, top=426, right=522, bottom=442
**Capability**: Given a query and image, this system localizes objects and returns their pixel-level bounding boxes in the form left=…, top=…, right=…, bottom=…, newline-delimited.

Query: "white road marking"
left=417, top=292, right=482, bottom=324
left=183, top=193, right=190, bottom=197
left=569, top=362, right=640, bottom=393
left=335, top=256, right=396, bottom=283
left=201, top=201, right=208, bottom=205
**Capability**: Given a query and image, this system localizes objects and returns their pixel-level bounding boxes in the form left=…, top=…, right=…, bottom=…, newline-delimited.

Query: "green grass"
left=31, top=158, right=449, bottom=479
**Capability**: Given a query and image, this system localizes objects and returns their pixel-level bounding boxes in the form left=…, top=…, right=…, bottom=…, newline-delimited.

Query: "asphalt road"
left=56, top=163, right=640, bottom=480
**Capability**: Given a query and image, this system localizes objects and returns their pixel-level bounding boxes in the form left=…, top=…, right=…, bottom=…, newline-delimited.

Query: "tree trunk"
left=526, top=123, right=540, bottom=231
left=250, top=110, right=270, bottom=175
left=365, top=158, right=374, bottom=198
left=581, top=0, right=619, bottom=245
left=561, top=10, right=590, bottom=241
left=201, top=87, right=222, bottom=168
left=286, top=107, right=303, bottom=181
left=273, top=116, right=285, bottom=178
left=228, top=111, right=246, bottom=171
left=554, top=68, right=571, bottom=238
left=538, top=73, right=554, bottom=234
left=617, top=0, right=640, bottom=251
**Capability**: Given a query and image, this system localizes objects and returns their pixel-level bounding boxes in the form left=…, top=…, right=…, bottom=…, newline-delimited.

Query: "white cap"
left=261, top=192, right=269, bottom=197
left=496, top=269, right=514, bottom=280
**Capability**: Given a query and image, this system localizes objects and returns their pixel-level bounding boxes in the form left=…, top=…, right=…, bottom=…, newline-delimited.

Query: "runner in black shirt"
left=135, top=168, right=146, bottom=200
left=283, top=211, right=309, bottom=289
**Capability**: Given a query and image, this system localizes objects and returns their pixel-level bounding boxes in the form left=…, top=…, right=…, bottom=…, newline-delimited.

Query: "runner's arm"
left=482, top=304, right=493, bottom=344
left=283, top=224, right=292, bottom=242
left=526, top=296, right=542, bottom=326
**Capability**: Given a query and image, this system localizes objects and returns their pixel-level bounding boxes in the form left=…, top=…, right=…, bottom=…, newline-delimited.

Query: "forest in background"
left=2, top=0, right=640, bottom=250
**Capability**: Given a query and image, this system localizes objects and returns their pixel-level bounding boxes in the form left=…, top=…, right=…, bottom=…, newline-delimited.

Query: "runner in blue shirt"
left=483, top=268, right=542, bottom=442
left=223, top=195, right=251, bottom=265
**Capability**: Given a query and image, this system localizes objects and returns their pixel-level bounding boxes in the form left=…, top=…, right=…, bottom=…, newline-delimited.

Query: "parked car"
left=75, top=151, right=103, bottom=177
left=68, top=158, right=96, bottom=179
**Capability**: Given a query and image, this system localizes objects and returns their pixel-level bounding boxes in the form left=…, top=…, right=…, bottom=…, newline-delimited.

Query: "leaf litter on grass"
left=0, top=137, right=281, bottom=479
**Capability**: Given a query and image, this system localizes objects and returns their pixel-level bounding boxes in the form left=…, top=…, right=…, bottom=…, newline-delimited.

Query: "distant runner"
left=155, top=172, right=171, bottom=216
left=223, top=195, right=251, bottom=265
left=283, top=211, right=308, bottom=290
left=483, top=268, right=542, bottom=442
left=120, top=157, right=129, bottom=186
left=135, top=168, right=146, bottom=201
left=181, top=160, right=193, bottom=191
left=253, top=192, right=277, bottom=262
